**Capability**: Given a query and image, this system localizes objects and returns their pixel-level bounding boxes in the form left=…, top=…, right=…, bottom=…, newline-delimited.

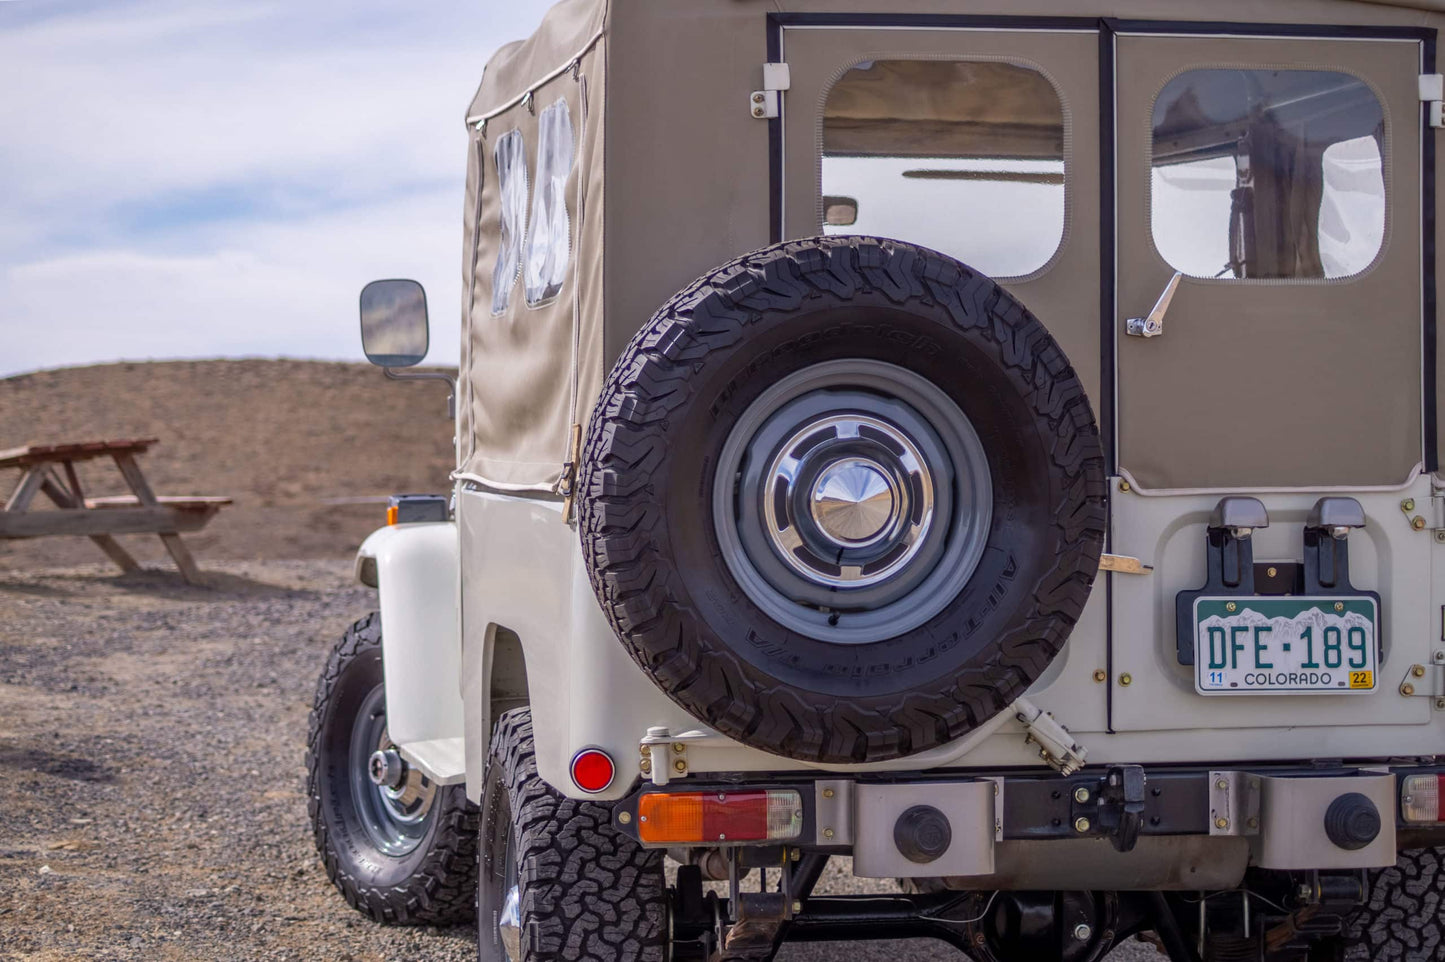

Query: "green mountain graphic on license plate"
left=1193, top=596, right=1378, bottom=695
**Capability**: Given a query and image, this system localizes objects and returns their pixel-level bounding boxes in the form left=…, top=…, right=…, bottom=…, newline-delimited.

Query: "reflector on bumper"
left=636, top=790, right=803, bottom=844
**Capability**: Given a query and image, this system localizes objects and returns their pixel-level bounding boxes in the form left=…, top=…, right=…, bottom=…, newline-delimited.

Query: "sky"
left=0, top=0, right=551, bottom=378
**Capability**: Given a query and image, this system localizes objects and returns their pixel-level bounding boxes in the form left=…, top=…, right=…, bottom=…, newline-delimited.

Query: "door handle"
left=1125, top=272, right=1182, bottom=338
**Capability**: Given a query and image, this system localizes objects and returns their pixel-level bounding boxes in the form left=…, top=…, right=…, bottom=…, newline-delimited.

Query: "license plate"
left=1194, top=596, right=1378, bottom=695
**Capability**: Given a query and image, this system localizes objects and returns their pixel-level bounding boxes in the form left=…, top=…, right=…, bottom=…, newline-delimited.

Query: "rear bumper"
left=615, top=763, right=1423, bottom=888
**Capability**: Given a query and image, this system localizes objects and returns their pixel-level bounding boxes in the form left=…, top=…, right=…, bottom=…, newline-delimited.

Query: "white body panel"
left=356, top=522, right=465, bottom=784
left=450, top=476, right=1445, bottom=802
left=1110, top=474, right=1434, bottom=734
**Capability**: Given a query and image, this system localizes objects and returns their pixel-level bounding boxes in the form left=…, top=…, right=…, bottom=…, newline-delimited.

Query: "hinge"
left=750, top=62, right=790, bottom=119
left=1400, top=493, right=1445, bottom=539
left=557, top=423, right=582, bottom=523
left=1420, top=74, right=1444, bottom=128
left=1397, top=656, right=1445, bottom=707
left=638, top=726, right=727, bottom=785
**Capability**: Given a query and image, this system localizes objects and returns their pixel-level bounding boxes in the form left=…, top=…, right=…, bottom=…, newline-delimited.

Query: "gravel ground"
left=0, top=560, right=1160, bottom=961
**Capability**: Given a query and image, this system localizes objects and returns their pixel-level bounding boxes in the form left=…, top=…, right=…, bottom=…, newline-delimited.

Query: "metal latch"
left=1014, top=697, right=1087, bottom=775
left=1421, top=74, right=1445, bottom=128
left=750, top=62, right=790, bottom=119
left=1125, top=271, right=1182, bottom=338
left=1095, top=765, right=1147, bottom=853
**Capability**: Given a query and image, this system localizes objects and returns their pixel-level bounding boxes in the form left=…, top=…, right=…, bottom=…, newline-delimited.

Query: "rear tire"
left=1340, top=848, right=1445, bottom=960
left=306, top=613, right=478, bottom=925
left=477, top=709, right=667, bottom=962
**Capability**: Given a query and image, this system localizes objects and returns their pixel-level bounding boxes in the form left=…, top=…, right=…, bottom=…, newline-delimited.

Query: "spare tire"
left=579, top=237, right=1105, bottom=763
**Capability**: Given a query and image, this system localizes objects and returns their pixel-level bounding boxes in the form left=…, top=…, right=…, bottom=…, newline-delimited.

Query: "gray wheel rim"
left=713, top=359, right=992, bottom=644
left=348, top=685, right=436, bottom=856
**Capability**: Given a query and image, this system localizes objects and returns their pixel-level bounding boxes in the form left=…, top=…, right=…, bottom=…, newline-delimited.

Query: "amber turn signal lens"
left=386, top=505, right=399, bottom=526
left=636, top=790, right=803, bottom=844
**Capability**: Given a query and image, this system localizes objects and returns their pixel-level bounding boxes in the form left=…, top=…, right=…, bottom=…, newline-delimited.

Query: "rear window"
left=821, top=59, right=1066, bottom=278
left=1151, top=68, right=1386, bottom=280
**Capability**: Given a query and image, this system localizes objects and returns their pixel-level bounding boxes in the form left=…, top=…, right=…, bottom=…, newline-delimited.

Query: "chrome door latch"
left=1125, top=271, right=1182, bottom=338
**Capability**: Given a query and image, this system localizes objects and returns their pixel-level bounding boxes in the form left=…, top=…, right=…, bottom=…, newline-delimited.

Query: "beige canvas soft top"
left=457, top=0, right=1443, bottom=493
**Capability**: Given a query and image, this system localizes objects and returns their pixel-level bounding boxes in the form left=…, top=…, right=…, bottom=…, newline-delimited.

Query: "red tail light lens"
left=570, top=749, right=615, bottom=793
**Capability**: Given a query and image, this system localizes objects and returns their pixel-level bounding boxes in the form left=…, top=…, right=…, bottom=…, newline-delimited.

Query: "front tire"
left=478, top=709, right=667, bottom=962
left=306, top=613, right=478, bottom=925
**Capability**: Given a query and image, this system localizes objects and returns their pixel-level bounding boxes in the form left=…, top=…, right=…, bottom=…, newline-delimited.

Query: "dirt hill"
left=0, top=359, right=456, bottom=569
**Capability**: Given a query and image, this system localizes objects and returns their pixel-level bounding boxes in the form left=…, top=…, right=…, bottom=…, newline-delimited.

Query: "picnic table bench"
left=0, top=438, right=230, bottom=584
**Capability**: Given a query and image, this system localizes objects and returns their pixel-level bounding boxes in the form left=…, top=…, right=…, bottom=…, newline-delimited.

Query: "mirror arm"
left=383, top=368, right=457, bottom=420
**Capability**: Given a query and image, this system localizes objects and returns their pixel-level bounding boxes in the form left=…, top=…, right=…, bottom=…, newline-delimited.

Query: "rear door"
left=780, top=21, right=1108, bottom=730
left=1115, top=34, right=1423, bottom=490
left=1109, top=28, right=1432, bottom=734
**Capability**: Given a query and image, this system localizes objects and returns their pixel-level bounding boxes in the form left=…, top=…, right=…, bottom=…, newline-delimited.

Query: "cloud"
left=0, top=0, right=552, bottom=376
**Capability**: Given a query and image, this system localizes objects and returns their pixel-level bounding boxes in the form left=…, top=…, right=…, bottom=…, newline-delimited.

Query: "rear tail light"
left=636, top=790, right=803, bottom=844
left=1400, top=774, right=1445, bottom=823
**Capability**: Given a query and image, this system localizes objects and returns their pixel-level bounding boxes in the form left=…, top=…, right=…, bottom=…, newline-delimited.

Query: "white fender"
left=354, top=522, right=464, bottom=784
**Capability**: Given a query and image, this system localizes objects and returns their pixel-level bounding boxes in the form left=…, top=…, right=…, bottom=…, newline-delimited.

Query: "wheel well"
left=489, top=624, right=529, bottom=721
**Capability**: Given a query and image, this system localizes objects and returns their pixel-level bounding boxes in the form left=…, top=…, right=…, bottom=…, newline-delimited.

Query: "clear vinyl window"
left=821, top=59, right=1066, bottom=277
left=491, top=129, right=529, bottom=315
left=1151, top=68, right=1386, bottom=280
left=525, top=99, right=576, bottom=306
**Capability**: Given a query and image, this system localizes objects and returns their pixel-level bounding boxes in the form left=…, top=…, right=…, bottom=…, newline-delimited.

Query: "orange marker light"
left=386, top=505, right=399, bottom=526
left=636, top=790, right=802, bottom=844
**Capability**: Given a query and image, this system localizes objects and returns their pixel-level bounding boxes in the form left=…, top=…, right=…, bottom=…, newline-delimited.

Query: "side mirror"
left=359, top=279, right=429, bottom=367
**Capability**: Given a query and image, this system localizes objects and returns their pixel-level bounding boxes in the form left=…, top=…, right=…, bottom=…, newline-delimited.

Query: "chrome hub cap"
left=761, top=414, right=935, bottom=590
left=714, top=359, right=991, bottom=644
left=810, top=458, right=895, bottom=545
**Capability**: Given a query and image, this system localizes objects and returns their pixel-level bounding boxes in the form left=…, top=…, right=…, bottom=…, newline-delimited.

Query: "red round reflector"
left=570, top=749, right=615, bottom=793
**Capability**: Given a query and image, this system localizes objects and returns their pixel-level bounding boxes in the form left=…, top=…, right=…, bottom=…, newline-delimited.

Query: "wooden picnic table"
left=0, top=438, right=230, bottom=584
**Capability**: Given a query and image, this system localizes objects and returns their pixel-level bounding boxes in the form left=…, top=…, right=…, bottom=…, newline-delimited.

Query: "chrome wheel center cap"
left=810, top=458, right=896, bottom=545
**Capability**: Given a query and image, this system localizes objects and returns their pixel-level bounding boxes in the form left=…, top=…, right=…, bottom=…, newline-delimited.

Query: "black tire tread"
left=306, top=612, right=479, bottom=926
left=1342, top=848, right=1445, bottom=960
left=489, top=708, right=667, bottom=961
left=578, top=237, right=1106, bottom=764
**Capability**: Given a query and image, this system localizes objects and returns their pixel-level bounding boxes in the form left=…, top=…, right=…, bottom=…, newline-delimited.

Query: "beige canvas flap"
left=458, top=4, right=606, bottom=492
